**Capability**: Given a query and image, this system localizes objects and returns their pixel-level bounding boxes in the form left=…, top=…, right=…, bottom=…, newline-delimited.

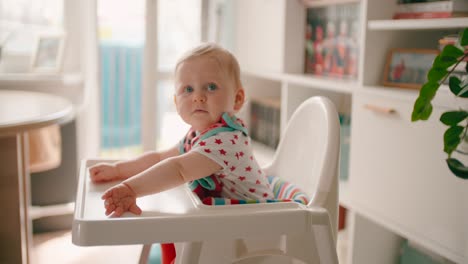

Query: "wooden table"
left=0, top=90, right=74, bottom=264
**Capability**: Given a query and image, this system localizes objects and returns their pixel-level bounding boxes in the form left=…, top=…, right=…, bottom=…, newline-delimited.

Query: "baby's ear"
left=234, top=88, right=245, bottom=111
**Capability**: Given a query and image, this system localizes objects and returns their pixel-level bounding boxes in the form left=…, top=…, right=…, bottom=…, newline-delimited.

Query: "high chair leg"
left=285, top=227, right=338, bottom=263
left=139, top=244, right=152, bottom=264
left=175, top=242, right=202, bottom=264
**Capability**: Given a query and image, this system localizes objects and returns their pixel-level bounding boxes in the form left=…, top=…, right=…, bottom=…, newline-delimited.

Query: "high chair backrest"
left=263, top=96, right=340, bottom=240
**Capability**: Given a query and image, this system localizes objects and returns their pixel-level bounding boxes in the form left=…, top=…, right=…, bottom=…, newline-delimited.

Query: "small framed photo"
left=383, top=49, right=439, bottom=90
left=31, top=33, right=66, bottom=73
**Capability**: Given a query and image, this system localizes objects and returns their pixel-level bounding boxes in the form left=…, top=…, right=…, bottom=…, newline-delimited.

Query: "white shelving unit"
left=368, top=17, right=468, bottom=31
left=234, top=0, right=468, bottom=263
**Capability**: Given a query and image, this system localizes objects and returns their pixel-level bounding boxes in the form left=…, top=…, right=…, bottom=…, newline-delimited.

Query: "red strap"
left=161, top=243, right=176, bottom=264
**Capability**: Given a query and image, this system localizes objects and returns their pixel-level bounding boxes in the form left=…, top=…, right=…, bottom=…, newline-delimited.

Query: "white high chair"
left=72, top=96, right=340, bottom=264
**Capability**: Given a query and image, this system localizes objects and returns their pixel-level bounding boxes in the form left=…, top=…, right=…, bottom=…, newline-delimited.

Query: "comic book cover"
left=304, top=3, right=360, bottom=79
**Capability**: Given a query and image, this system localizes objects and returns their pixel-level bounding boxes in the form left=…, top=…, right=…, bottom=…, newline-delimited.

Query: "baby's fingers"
left=101, top=188, right=114, bottom=199
left=129, top=204, right=142, bottom=215
left=113, top=207, right=125, bottom=217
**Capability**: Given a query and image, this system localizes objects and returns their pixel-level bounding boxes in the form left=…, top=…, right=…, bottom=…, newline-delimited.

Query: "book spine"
left=393, top=11, right=454, bottom=19
left=398, top=0, right=447, bottom=3
left=396, top=1, right=454, bottom=13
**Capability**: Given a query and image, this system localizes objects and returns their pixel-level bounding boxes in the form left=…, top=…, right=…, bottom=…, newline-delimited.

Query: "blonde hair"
left=175, top=43, right=242, bottom=89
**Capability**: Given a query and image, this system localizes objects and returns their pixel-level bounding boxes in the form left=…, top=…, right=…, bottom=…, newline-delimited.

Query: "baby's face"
left=174, top=56, right=243, bottom=132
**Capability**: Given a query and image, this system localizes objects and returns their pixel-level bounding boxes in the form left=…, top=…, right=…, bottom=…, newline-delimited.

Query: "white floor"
left=33, top=229, right=349, bottom=264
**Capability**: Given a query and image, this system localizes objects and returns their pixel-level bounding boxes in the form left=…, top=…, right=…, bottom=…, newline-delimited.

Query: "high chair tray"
left=72, top=159, right=331, bottom=246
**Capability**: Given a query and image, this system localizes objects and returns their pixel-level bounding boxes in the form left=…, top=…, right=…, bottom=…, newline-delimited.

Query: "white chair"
left=73, top=96, right=340, bottom=264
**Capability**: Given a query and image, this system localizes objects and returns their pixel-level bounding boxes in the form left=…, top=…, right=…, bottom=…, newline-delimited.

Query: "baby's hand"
left=89, top=163, right=120, bottom=183
left=101, top=183, right=142, bottom=217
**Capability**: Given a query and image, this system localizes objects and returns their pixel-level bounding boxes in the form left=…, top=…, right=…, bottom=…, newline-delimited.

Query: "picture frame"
left=31, top=33, right=66, bottom=73
left=383, top=48, right=439, bottom=90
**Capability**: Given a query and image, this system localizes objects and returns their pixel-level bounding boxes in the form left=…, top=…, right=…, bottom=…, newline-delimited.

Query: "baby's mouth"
left=193, top=109, right=208, bottom=114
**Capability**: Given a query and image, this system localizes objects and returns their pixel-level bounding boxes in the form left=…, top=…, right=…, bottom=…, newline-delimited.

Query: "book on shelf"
left=397, top=0, right=445, bottom=3
left=395, top=0, right=468, bottom=13
left=393, top=0, right=468, bottom=19
left=393, top=11, right=468, bottom=19
left=304, top=2, right=360, bottom=79
left=249, top=97, right=281, bottom=149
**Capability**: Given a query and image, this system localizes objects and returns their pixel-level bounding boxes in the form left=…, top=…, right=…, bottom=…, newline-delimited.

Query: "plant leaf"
left=440, top=110, right=468, bottom=126
left=419, top=80, right=439, bottom=100
left=411, top=97, right=433, bottom=121
left=427, top=66, right=447, bottom=82
left=440, top=45, right=465, bottom=64
left=460, top=28, right=468, bottom=47
left=446, top=158, right=468, bottom=179
left=448, top=76, right=468, bottom=97
left=443, top=125, right=464, bottom=155
left=432, top=55, right=454, bottom=73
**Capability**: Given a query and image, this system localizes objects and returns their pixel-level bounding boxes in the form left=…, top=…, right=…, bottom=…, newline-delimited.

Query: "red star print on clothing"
left=187, top=129, right=275, bottom=200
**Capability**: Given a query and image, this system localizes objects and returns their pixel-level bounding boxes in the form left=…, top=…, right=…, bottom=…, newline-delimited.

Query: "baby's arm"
left=101, top=151, right=222, bottom=216
left=90, top=146, right=179, bottom=183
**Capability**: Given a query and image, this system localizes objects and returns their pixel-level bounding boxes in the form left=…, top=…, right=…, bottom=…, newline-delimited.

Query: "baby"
left=89, top=43, right=274, bottom=217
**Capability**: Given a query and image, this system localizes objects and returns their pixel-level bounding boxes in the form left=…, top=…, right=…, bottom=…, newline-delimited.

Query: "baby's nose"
left=193, top=92, right=206, bottom=102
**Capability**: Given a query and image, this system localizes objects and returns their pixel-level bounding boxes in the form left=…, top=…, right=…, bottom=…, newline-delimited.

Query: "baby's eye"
left=184, top=86, right=194, bottom=93
left=207, top=83, right=218, bottom=91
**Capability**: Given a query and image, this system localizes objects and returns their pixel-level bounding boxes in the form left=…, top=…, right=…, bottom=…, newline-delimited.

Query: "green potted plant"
left=411, top=28, right=468, bottom=180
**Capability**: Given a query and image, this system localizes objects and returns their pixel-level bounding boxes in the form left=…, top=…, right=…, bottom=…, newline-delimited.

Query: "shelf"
left=368, top=17, right=468, bottom=31
left=302, top=0, right=360, bottom=8
left=359, top=86, right=418, bottom=102
left=359, top=85, right=460, bottom=108
left=30, top=202, right=75, bottom=220
left=283, top=73, right=357, bottom=94
left=243, top=70, right=357, bottom=94
left=0, top=72, right=83, bottom=85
